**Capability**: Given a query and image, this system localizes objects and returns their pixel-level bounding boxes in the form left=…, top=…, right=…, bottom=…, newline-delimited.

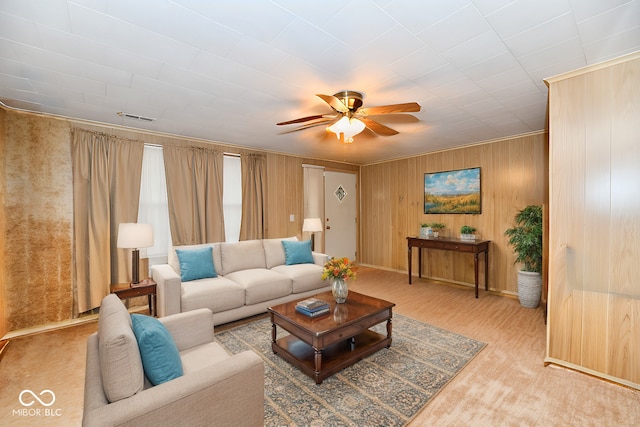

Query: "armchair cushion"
left=97, top=295, right=144, bottom=403
left=131, top=314, right=183, bottom=385
left=179, top=342, right=231, bottom=374
left=176, top=246, right=217, bottom=282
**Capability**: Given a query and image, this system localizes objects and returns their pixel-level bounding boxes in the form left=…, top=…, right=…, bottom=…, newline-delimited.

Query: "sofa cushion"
left=271, top=263, right=328, bottom=293
left=220, top=240, right=266, bottom=275
left=181, top=277, right=245, bottom=314
left=225, top=269, right=292, bottom=305
left=131, top=314, right=184, bottom=386
left=263, top=236, right=297, bottom=268
left=97, top=294, right=144, bottom=403
left=169, top=243, right=221, bottom=277
left=176, top=246, right=217, bottom=282
left=282, top=240, right=314, bottom=265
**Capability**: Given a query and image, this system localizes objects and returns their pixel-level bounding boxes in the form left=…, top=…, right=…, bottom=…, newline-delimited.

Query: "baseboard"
left=545, top=357, right=640, bottom=391
left=357, top=263, right=519, bottom=299
left=1, top=306, right=147, bottom=340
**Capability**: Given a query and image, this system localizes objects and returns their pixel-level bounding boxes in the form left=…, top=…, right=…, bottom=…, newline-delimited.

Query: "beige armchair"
left=83, top=294, right=264, bottom=427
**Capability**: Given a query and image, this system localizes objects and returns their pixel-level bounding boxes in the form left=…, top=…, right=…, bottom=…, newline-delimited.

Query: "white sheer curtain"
left=223, top=154, right=242, bottom=242
left=138, top=144, right=172, bottom=265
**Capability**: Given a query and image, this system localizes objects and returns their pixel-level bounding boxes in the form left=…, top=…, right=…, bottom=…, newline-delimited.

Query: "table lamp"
left=302, top=218, right=323, bottom=251
left=117, top=223, right=154, bottom=284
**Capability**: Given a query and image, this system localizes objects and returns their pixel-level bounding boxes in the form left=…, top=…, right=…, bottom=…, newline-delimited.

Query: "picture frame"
left=424, top=167, right=481, bottom=214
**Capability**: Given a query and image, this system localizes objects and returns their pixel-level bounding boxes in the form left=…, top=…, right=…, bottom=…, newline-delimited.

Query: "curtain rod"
left=143, top=143, right=241, bottom=158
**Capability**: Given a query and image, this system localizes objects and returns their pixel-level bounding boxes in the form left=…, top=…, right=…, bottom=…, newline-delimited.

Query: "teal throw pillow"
left=131, top=314, right=183, bottom=386
left=282, top=240, right=314, bottom=265
left=175, top=246, right=217, bottom=282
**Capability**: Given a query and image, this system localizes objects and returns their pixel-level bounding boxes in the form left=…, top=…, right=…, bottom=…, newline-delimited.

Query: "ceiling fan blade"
left=358, top=102, right=421, bottom=116
left=360, top=117, right=399, bottom=136
left=316, top=94, right=349, bottom=113
left=278, top=117, right=336, bottom=134
left=277, top=114, right=334, bottom=125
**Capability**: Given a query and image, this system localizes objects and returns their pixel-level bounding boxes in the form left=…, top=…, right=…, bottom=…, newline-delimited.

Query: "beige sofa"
left=83, top=294, right=264, bottom=427
left=151, top=237, right=331, bottom=324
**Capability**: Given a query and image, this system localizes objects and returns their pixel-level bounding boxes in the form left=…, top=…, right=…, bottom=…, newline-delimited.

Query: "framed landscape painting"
left=424, top=167, right=481, bottom=214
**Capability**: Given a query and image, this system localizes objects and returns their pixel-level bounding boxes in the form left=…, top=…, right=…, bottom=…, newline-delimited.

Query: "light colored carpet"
left=216, top=314, right=486, bottom=426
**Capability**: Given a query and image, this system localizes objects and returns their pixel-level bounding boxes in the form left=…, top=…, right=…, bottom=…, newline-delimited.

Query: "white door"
left=324, top=171, right=357, bottom=260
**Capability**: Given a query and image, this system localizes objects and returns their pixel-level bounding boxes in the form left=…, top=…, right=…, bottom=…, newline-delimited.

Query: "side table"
left=110, top=278, right=157, bottom=317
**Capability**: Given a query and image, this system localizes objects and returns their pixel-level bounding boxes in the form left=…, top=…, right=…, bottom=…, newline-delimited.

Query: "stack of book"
left=295, top=298, right=330, bottom=317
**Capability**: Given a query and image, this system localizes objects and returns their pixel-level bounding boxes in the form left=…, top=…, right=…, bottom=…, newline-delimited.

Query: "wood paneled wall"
left=545, top=52, right=640, bottom=389
left=264, top=153, right=358, bottom=239
left=360, top=133, right=548, bottom=295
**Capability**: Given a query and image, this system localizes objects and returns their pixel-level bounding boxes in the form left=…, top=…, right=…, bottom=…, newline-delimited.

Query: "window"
left=137, top=145, right=171, bottom=265
left=223, top=154, right=242, bottom=243
left=137, top=147, right=242, bottom=266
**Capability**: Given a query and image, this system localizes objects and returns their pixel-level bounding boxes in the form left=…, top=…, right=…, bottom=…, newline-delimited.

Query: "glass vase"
left=331, top=278, right=348, bottom=303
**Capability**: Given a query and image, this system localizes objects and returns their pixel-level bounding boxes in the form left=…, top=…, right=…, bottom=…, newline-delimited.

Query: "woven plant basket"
left=517, top=271, right=541, bottom=308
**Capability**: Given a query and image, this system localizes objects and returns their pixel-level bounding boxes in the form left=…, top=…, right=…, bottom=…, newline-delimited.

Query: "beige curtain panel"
left=163, top=145, right=225, bottom=246
left=71, top=129, right=144, bottom=314
left=239, top=153, right=267, bottom=240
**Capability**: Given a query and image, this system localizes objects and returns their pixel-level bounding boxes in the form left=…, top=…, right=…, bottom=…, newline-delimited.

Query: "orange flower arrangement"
left=321, top=257, right=357, bottom=281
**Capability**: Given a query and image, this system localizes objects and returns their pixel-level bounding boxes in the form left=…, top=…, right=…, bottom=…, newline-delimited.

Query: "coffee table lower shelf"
left=272, top=329, right=391, bottom=384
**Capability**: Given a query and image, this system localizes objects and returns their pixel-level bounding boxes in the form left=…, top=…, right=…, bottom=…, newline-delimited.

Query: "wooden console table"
left=407, top=236, right=490, bottom=298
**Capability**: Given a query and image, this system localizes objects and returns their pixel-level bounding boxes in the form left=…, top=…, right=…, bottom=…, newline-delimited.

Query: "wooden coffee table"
left=268, top=291, right=395, bottom=384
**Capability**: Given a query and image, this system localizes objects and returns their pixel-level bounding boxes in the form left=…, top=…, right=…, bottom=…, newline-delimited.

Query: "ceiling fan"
left=277, top=91, right=421, bottom=143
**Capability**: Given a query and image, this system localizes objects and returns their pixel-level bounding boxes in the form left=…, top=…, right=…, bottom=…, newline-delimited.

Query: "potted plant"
left=430, top=223, right=445, bottom=238
left=460, top=225, right=476, bottom=240
left=504, top=205, right=543, bottom=308
left=419, top=223, right=432, bottom=238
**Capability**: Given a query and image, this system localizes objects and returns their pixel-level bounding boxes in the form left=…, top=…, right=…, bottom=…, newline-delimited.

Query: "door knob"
left=326, top=226, right=331, bottom=230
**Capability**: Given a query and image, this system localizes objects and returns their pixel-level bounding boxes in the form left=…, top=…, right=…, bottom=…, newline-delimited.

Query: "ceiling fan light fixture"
left=334, top=90, right=363, bottom=111
left=277, top=90, right=419, bottom=141
left=327, top=116, right=365, bottom=143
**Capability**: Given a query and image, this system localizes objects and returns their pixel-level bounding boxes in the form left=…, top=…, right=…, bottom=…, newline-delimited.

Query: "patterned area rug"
left=216, top=314, right=486, bottom=426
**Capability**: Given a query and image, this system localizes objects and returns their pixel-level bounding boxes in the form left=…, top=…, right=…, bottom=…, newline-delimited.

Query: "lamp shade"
left=117, top=223, right=154, bottom=249
left=327, top=116, right=366, bottom=143
left=302, top=218, right=323, bottom=233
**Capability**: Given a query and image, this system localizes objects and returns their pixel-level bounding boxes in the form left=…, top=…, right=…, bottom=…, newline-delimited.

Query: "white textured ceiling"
left=1, top=0, right=638, bottom=164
